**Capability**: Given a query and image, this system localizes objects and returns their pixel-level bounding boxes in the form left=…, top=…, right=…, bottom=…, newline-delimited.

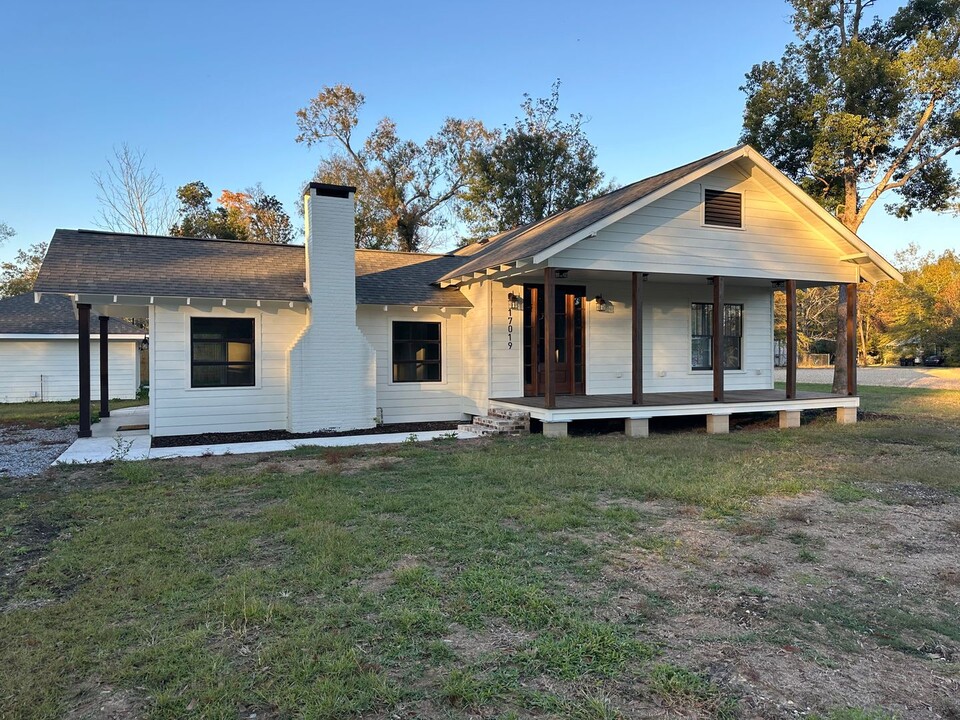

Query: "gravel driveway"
left=774, top=366, right=960, bottom=390
left=0, top=425, right=76, bottom=478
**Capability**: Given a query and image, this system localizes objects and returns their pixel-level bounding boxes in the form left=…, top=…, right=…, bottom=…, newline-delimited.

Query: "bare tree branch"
left=93, top=144, right=175, bottom=235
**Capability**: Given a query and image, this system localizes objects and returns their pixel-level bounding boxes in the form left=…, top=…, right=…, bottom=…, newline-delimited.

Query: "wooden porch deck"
left=489, top=389, right=859, bottom=430
left=491, top=389, right=844, bottom=410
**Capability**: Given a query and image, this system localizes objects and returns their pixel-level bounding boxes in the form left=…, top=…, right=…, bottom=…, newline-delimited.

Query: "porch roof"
left=0, top=291, right=142, bottom=335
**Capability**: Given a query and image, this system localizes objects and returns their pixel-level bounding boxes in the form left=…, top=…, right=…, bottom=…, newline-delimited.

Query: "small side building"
left=0, top=292, right=143, bottom=402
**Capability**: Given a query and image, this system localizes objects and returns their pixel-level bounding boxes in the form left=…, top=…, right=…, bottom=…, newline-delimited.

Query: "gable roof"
left=439, top=145, right=901, bottom=285
left=356, top=251, right=472, bottom=307
left=34, top=229, right=471, bottom=307
left=440, top=147, right=736, bottom=282
left=0, top=292, right=143, bottom=335
left=35, top=229, right=310, bottom=302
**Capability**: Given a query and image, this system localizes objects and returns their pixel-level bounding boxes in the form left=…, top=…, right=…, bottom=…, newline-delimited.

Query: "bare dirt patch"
left=64, top=679, right=147, bottom=720
left=600, top=492, right=960, bottom=718
left=442, top=621, right=535, bottom=664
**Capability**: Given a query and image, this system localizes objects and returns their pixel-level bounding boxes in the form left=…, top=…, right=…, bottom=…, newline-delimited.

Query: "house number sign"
left=507, top=305, right=514, bottom=350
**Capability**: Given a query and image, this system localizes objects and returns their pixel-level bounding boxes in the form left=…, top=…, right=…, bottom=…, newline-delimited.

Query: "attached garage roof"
left=0, top=292, right=142, bottom=335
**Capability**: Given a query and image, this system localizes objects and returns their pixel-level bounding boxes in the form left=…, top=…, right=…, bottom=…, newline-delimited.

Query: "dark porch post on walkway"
left=785, top=280, right=797, bottom=399
left=712, top=276, right=725, bottom=402
left=99, top=315, right=110, bottom=418
left=631, top=272, right=644, bottom=404
left=543, top=267, right=557, bottom=409
left=78, top=303, right=92, bottom=438
left=846, top=282, right=858, bottom=396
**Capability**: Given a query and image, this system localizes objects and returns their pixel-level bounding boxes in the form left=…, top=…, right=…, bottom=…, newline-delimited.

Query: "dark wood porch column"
left=785, top=280, right=797, bottom=399
left=543, top=267, right=556, bottom=409
left=712, top=276, right=725, bottom=402
left=99, top=315, right=110, bottom=418
left=846, top=282, right=858, bottom=396
left=631, top=272, right=644, bottom=404
left=78, top=304, right=92, bottom=438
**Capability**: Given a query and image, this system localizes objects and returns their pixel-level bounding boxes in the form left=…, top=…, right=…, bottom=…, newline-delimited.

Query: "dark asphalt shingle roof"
left=439, top=147, right=741, bottom=281
left=0, top=292, right=143, bottom=335
left=356, top=251, right=472, bottom=307
left=35, top=229, right=310, bottom=302
left=34, top=229, right=471, bottom=307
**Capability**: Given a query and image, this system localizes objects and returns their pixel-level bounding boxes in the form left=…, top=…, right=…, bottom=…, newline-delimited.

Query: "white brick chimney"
left=287, top=184, right=376, bottom=432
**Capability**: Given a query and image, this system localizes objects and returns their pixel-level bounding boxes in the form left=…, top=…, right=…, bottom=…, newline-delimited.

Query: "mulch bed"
left=150, top=421, right=462, bottom=448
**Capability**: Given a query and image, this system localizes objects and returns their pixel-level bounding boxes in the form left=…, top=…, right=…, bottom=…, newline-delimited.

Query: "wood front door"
left=523, top=284, right=585, bottom=397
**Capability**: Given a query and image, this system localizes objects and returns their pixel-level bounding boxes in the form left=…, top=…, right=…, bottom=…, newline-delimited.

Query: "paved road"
left=773, top=366, right=960, bottom=390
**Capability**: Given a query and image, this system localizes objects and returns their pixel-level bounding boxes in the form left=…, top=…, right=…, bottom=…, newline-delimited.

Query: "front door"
left=523, top=284, right=585, bottom=397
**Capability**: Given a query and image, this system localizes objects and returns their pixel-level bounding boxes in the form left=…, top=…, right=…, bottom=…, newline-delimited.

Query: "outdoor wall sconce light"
left=594, top=295, right=614, bottom=313
left=140, top=335, right=149, bottom=350
left=507, top=292, right=525, bottom=311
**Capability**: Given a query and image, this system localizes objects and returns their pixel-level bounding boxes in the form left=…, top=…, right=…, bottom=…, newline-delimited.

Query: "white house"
left=34, top=145, right=901, bottom=439
left=0, top=292, right=143, bottom=402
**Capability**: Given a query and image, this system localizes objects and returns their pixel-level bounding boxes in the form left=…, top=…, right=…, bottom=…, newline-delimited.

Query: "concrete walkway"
left=54, top=407, right=479, bottom=465
left=774, top=366, right=960, bottom=390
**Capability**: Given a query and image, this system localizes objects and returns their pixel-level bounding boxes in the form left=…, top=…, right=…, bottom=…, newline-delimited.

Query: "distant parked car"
left=922, top=354, right=946, bottom=367
left=899, top=355, right=918, bottom=366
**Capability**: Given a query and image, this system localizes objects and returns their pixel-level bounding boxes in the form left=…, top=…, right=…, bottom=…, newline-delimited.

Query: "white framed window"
left=691, top=303, right=743, bottom=371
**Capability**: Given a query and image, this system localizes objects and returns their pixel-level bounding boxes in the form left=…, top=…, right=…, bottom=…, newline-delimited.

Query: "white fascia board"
left=0, top=333, right=145, bottom=341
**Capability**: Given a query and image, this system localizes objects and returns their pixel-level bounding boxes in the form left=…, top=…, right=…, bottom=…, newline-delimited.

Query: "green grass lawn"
left=0, top=398, right=147, bottom=428
left=1, top=387, right=958, bottom=719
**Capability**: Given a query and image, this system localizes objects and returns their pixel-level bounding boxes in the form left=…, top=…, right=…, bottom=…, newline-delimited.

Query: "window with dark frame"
left=691, top=303, right=743, bottom=371
left=190, top=317, right=255, bottom=388
left=392, top=321, right=441, bottom=382
left=704, top=189, right=742, bottom=228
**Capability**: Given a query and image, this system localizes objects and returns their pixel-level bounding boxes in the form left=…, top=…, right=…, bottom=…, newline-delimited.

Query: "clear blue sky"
left=1, top=0, right=956, bottom=265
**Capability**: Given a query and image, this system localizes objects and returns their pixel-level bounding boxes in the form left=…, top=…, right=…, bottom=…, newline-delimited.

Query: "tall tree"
left=741, top=0, right=960, bottom=392
left=459, top=81, right=609, bottom=239
left=93, top=144, right=175, bottom=235
left=295, top=84, right=490, bottom=252
left=0, top=242, right=47, bottom=297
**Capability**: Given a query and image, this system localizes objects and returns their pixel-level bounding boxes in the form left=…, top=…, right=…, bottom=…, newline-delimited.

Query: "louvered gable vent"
left=704, top=189, right=742, bottom=228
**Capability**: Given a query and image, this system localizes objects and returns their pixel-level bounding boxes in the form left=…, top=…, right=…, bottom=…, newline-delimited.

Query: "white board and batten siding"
left=148, top=303, right=307, bottom=437
left=0, top=338, right=139, bottom=402
left=552, top=165, right=860, bottom=285
left=356, top=305, right=465, bottom=424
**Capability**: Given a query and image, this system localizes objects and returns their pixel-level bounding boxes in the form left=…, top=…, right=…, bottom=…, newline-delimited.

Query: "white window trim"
left=388, top=316, right=448, bottom=386
left=687, top=300, right=745, bottom=375
left=182, top=309, right=263, bottom=391
left=700, top=185, right=745, bottom=231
